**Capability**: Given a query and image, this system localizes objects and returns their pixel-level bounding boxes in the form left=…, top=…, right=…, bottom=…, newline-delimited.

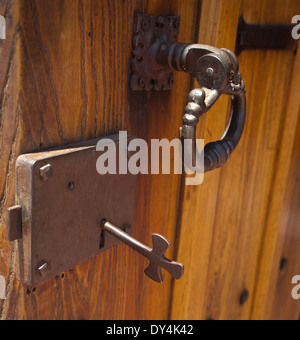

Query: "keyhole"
left=68, top=181, right=75, bottom=191
left=99, top=229, right=105, bottom=249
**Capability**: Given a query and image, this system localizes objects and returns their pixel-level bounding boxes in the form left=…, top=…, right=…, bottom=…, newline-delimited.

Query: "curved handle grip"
left=204, top=89, right=246, bottom=172
left=177, top=46, right=246, bottom=173
left=181, top=83, right=246, bottom=173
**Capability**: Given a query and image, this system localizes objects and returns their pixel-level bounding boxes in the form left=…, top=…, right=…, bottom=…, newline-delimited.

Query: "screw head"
left=138, top=77, right=145, bottom=89
left=39, top=164, right=53, bottom=181
left=161, top=44, right=168, bottom=51
left=68, top=181, right=75, bottom=191
left=240, top=290, right=249, bottom=306
left=280, top=257, right=288, bottom=271
left=206, top=67, right=214, bottom=77
left=141, top=18, right=149, bottom=30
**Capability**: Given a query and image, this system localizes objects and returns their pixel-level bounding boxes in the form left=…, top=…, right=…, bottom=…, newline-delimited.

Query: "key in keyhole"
left=100, top=219, right=184, bottom=283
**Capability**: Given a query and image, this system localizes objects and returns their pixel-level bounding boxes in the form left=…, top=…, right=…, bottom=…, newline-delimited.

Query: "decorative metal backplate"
left=130, top=13, right=180, bottom=91
left=15, top=135, right=136, bottom=286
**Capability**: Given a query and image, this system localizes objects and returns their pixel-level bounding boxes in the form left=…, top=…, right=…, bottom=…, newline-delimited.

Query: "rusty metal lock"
left=6, top=135, right=183, bottom=286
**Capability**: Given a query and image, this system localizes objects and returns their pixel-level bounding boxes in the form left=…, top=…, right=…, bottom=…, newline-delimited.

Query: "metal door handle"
left=176, top=46, right=246, bottom=172
left=131, top=14, right=246, bottom=173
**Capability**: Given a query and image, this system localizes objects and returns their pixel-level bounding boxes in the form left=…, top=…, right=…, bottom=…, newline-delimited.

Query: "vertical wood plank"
left=252, top=48, right=300, bottom=320
left=270, top=107, right=300, bottom=320
left=0, top=0, right=201, bottom=320
left=171, top=0, right=242, bottom=320
left=0, top=0, right=21, bottom=317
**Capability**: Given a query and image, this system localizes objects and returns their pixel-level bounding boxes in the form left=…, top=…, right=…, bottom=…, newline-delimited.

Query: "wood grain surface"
left=252, top=46, right=300, bottom=320
left=270, top=106, right=300, bottom=320
left=0, top=0, right=200, bottom=320
left=171, top=0, right=300, bottom=320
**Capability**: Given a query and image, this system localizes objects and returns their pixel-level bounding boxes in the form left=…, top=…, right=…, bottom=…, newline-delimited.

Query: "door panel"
left=172, top=0, right=300, bottom=320
left=270, top=107, right=300, bottom=320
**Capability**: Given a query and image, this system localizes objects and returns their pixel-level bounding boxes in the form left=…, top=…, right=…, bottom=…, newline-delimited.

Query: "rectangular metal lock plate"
left=13, top=135, right=136, bottom=286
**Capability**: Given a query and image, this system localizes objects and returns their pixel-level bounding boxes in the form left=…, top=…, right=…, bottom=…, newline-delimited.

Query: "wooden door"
left=0, top=0, right=299, bottom=320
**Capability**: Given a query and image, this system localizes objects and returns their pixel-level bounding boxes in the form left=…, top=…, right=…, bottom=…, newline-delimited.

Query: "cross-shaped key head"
left=144, top=234, right=184, bottom=283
